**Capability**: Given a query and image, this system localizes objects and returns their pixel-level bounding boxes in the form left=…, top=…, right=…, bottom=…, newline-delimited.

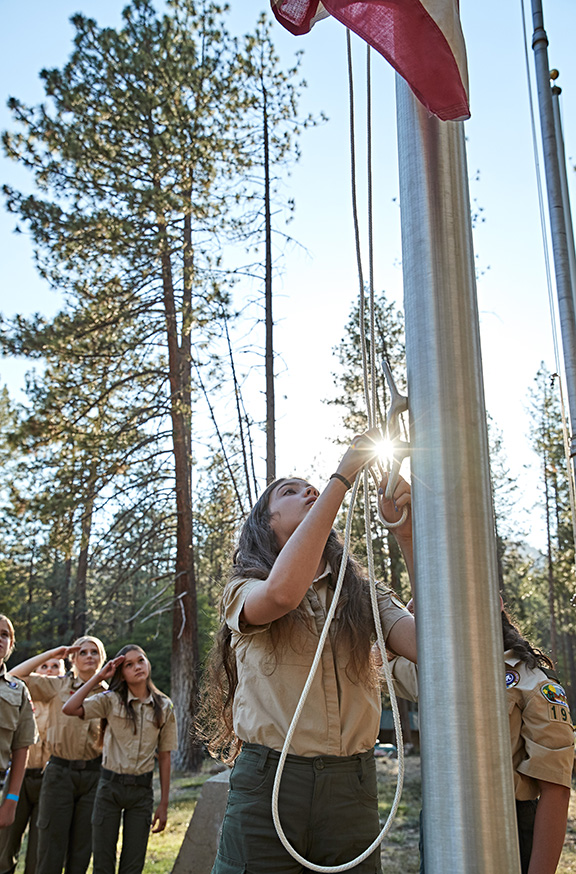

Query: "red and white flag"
left=270, top=0, right=470, bottom=122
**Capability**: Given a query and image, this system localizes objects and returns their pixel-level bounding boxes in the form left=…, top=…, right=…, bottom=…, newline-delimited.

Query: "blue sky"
left=1, top=1, right=576, bottom=547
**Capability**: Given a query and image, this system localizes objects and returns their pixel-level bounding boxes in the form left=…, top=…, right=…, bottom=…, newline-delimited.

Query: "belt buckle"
left=72, top=760, right=86, bottom=770
left=123, top=774, right=137, bottom=786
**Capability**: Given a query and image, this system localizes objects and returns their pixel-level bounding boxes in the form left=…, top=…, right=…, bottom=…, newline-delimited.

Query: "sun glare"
left=375, top=438, right=395, bottom=465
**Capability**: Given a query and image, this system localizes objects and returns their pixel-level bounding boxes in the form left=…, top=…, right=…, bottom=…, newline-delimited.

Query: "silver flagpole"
left=395, top=77, right=520, bottom=873
left=550, top=77, right=576, bottom=330
left=531, top=0, right=576, bottom=470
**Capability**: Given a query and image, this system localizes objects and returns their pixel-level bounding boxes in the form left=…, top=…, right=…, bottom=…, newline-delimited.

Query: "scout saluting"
left=0, top=616, right=36, bottom=831
left=63, top=645, right=178, bottom=874
left=10, top=637, right=107, bottom=874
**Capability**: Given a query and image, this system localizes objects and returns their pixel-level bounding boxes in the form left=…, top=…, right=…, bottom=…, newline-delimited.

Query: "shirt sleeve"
left=389, top=656, right=419, bottom=702
left=223, top=577, right=271, bottom=635
left=158, top=700, right=178, bottom=752
left=516, top=678, right=575, bottom=789
left=24, top=674, right=61, bottom=704
left=376, top=588, right=414, bottom=641
left=82, top=692, right=114, bottom=720
left=12, top=684, right=38, bottom=750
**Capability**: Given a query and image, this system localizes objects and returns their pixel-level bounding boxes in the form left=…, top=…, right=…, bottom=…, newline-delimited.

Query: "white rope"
left=270, top=30, right=407, bottom=871
left=271, top=473, right=405, bottom=872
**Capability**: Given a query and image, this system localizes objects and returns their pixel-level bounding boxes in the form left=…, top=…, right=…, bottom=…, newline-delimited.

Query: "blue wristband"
left=6, top=794, right=19, bottom=802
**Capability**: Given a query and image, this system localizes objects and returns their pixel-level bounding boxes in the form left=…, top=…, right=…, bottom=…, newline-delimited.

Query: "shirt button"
left=314, top=758, right=325, bottom=770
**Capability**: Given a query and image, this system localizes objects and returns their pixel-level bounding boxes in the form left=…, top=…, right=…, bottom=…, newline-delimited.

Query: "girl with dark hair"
left=63, top=645, right=177, bottom=874
left=202, top=431, right=417, bottom=874
left=388, top=603, right=574, bottom=873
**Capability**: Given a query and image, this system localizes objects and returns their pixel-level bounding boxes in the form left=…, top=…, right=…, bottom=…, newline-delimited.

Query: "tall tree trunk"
left=544, top=451, right=558, bottom=664
left=160, top=229, right=202, bottom=771
left=263, top=83, right=275, bottom=484
left=73, top=463, right=97, bottom=638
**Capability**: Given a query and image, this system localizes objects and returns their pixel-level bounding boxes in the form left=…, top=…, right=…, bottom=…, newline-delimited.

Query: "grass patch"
left=13, top=757, right=576, bottom=873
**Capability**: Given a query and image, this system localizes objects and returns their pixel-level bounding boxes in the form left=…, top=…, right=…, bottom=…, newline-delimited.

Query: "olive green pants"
left=212, top=743, right=382, bottom=874
left=91, top=771, right=153, bottom=874
left=36, top=759, right=100, bottom=874
left=0, top=769, right=44, bottom=874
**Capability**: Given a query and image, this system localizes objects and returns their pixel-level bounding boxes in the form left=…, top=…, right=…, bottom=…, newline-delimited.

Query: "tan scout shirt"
left=26, top=700, right=52, bottom=770
left=24, top=673, right=105, bottom=761
left=389, top=654, right=575, bottom=800
left=0, top=666, right=37, bottom=770
left=506, top=651, right=575, bottom=800
left=224, top=567, right=412, bottom=757
left=82, top=690, right=178, bottom=775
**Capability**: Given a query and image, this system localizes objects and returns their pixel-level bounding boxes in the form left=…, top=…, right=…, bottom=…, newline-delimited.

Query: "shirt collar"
left=504, top=649, right=522, bottom=667
left=313, top=561, right=332, bottom=584
left=127, top=689, right=153, bottom=705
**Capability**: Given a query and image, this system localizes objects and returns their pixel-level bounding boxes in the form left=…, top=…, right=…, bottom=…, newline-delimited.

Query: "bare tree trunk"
left=544, top=452, right=559, bottom=664
left=263, top=84, right=275, bottom=485
left=161, top=217, right=203, bottom=771
left=73, top=464, right=97, bottom=638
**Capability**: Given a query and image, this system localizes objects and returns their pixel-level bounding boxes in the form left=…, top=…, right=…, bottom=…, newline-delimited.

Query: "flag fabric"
left=270, top=0, right=470, bottom=122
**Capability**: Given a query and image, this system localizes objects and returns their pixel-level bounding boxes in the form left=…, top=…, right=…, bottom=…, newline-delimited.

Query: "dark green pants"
left=36, top=759, right=100, bottom=874
left=212, top=743, right=382, bottom=874
left=91, top=771, right=153, bottom=874
left=0, top=769, right=44, bottom=874
left=419, top=800, right=538, bottom=873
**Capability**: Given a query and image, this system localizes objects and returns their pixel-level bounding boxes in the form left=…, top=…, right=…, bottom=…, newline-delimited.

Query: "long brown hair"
left=102, top=645, right=166, bottom=738
left=501, top=609, right=554, bottom=671
left=199, top=477, right=383, bottom=762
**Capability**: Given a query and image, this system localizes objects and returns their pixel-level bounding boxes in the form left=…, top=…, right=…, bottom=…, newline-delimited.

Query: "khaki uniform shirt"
left=506, top=651, right=575, bottom=800
left=26, top=700, right=52, bottom=770
left=224, top=567, right=412, bottom=757
left=83, top=690, right=178, bottom=775
left=389, top=653, right=575, bottom=800
left=24, top=673, right=105, bottom=761
left=0, top=666, right=37, bottom=770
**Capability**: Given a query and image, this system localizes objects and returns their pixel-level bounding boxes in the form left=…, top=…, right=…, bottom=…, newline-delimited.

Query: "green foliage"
left=0, top=1, right=313, bottom=767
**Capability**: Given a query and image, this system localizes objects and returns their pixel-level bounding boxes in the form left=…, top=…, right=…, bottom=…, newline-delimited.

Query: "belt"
left=50, top=755, right=102, bottom=771
left=25, top=768, right=44, bottom=778
left=101, top=767, right=153, bottom=787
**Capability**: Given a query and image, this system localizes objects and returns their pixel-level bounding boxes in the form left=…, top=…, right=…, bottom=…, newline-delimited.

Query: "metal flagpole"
left=531, top=0, right=576, bottom=472
left=550, top=75, right=576, bottom=332
left=395, top=77, right=520, bottom=873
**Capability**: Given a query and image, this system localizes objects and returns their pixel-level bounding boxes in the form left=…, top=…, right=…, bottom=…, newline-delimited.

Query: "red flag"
left=270, top=0, right=470, bottom=122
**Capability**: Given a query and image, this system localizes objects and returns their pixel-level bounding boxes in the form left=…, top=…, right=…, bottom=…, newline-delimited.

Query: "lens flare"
left=374, top=438, right=395, bottom=465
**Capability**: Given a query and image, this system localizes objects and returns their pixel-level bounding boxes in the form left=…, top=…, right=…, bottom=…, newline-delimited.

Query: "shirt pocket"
left=0, top=687, right=22, bottom=733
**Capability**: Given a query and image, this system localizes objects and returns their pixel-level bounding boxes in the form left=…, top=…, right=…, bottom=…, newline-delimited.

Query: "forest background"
left=1, top=0, right=576, bottom=770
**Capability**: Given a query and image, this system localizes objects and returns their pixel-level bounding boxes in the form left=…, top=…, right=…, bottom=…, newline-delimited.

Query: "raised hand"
left=378, top=472, right=412, bottom=539
left=336, top=428, right=382, bottom=485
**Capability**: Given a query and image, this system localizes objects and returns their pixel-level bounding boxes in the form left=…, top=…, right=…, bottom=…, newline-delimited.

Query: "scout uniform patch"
left=506, top=670, right=520, bottom=688
left=540, top=682, right=572, bottom=725
left=541, top=683, right=569, bottom=706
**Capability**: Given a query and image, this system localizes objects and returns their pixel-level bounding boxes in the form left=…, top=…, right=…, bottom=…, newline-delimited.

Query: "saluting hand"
left=97, top=656, right=125, bottom=682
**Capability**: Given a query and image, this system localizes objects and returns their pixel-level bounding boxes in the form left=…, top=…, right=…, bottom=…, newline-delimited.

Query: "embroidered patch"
left=7, top=680, right=19, bottom=689
left=505, top=670, right=520, bottom=688
left=548, top=703, right=572, bottom=724
left=541, top=683, right=569, bottom=706
left=390, top=594, right=406, bottom=610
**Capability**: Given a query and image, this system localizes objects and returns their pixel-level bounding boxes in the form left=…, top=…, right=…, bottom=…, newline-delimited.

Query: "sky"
left=1, top=1, right=576, bottom=550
